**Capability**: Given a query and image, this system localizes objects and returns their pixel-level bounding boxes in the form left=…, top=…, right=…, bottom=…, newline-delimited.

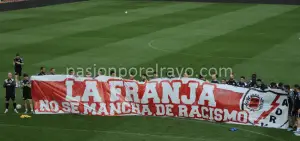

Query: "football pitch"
left=0, top=0, right=300, bottom=140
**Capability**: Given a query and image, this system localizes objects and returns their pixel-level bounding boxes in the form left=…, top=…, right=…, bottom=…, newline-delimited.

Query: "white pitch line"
left=164, top=117, right=286, bottom=141
left=0, top=115, right=287, bottom=141
left=0, top=123, right=207, bottom=141
left=147, top=40, right=250, bottom=60
left=147, top=40, right=296, bottom=62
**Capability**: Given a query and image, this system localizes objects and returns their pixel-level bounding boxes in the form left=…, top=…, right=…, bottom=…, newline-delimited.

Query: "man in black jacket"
left=49, top=68, right=55, bottom=75
left=13, top=53, right=24, bottom=87
left=294, top=85, right=300, bottom=136
left=248, top=73, right=257, bottom=87
left=21, top=73, right=33, bottom=114
left=285, top=85, right=296, bottom=131
left=211, top=74, right=219, bottom=84
left=253, top=79, right=267, bottom=90
left=238, top=76, right=247, bottom=87
left=3, top=72, right=18, bottom=114
left=227, top=73, right=237, bottom=86
left=37, top=67, right=46, bottom=76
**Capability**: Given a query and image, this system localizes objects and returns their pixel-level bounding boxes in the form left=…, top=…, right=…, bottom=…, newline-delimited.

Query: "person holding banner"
left=85, top=72, right=92, bottom=78
left=68, top=69, right=75, bottom=76
left=238, top=76, right=247, bottom=87
left=286, top=85, right=296, bottom=131
left=141, top=74, right=148, bottom=82
left=129, top=73, right=135, bottom=80
left=49, top=68, right=56, bottom=75
left=211, top=74, right=219, bottom=84
left=226, top=73, right=237, bottom=86
left=294, top=85, right=300, bottom=136
left=110, top=70, right=116, bottom=77
left=183, top=72, right=190, bottom=78
left=21, top=73, right=33, bottom=114
left=37, top=67, right=46, bottom=76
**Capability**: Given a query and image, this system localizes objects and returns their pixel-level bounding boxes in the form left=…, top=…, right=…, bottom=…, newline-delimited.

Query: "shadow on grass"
left=151, top=0, right=300, bottom=5
left=0, top=0, right=88, bottom=12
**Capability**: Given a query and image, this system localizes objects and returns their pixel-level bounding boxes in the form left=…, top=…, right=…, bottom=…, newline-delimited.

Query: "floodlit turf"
left=0, top=0, right=300, bottom=140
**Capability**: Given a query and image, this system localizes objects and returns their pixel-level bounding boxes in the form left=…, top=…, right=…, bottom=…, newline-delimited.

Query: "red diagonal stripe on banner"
left=254, top=95, right=280, bottom=124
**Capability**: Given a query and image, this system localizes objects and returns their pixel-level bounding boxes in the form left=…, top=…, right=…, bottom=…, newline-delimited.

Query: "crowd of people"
left=3, top=53, right=300, bottom=135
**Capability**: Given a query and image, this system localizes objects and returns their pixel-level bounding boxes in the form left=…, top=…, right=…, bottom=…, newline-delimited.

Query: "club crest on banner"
left=243, top=94, right=264, bottom=112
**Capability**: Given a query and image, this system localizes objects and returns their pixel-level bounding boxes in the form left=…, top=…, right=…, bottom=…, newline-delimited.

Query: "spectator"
left=49, top=68, right=55, bottom=75
left=294, top=85, right=300, bottom=135
left=37, top=67, right=46, bottom=76
left=238, top=76, right=247, bottom=87
left=221, top=79, right=227, bottom=84
left=277, top=82, right=284, bottom=90
left=285, top=85, right=296, bottom=131
left=129, top=72, right=135, bottom=80
left=199, top=75, right=205, bottom=81
left=248, top=73, right=257, bottom=87
left=85, top=72, right=92, bottom=78
left=96, top=69, right=104, bottom=77
left=167, top=72, right=175, bottom=79
left=270, top=82, right=277, bottom=89
left=227, top=73, right=237, bottom=86
left=68, top=69, right=75, bottom=76
left=141, top=74, right=148, bottom=82
left=211, top=74, right=219, bottom=84
left=256, top=79, right=267, bottom=90
left=110, top=70, right=116, bottom=77
left=153, top=71, right=159, bottom=79
left=183, top=72, right=190, bottom=78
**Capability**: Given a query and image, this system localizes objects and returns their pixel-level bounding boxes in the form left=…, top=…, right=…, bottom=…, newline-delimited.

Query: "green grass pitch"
left=0, top=0, right=300, bottom=141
